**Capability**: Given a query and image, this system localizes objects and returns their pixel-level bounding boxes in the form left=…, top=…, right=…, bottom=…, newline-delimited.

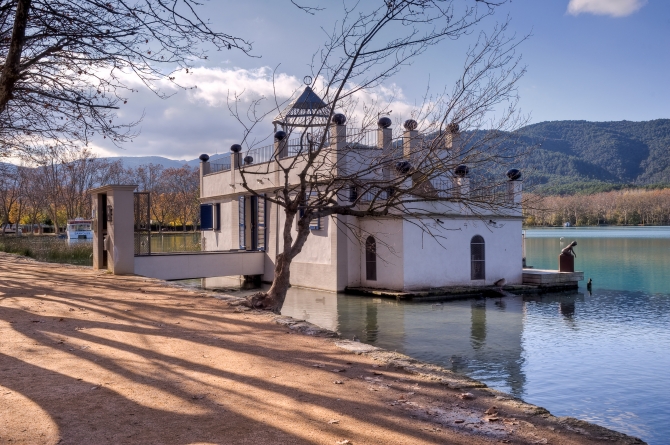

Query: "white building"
left=199, top=87, right=524, bottom=293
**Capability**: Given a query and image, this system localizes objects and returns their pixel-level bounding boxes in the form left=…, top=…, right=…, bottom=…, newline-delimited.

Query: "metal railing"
left=283, top=130, right=331, bottom=158
left=209, top=161, right=231, bottom=173
left=359, top=187, right=389, bottom=202
left=245, top=144, right=275, bottom=165
left=346, top=128, right=378, bottom=149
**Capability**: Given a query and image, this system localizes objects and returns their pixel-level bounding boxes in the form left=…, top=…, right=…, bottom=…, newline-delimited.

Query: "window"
left=214, top=203, right=221, bottom=231
left=366, top=236, right=377, bottom=281
left=348, top=186, right=358, bottom=202
left=298, top=192, right=322, bottom=230
left=471, top=235, right=485, bottom=280
left=238, top=196, right=245, bottom=249
left=200, top=204, right=213, bottom=231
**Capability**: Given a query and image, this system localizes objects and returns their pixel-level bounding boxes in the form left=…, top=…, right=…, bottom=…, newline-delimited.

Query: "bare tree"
left=227, top=0, right=529, bottom=312
left=0, top=162, right=21, bottom=234
left=161, top=165, right=198, bottom=231
left=0, top=0, right=250, bottom=158
left=21, top=166, right=48, bottom=234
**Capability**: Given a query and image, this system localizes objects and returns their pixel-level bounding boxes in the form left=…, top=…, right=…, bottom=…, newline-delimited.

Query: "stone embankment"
left=0, top=252, right=645, bottom=444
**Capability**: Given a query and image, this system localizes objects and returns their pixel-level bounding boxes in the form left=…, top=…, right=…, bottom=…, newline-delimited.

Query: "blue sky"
left=100, top=0, right=669, bottom=159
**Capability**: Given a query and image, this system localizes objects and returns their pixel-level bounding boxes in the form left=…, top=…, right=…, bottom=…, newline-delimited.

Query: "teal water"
left=526, top=227, right=670, bottom=294
left=190, top=227, right=670, bottom=444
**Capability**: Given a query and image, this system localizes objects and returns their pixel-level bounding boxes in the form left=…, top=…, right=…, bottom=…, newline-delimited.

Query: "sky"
left=96, top=0, right=670, bottom=160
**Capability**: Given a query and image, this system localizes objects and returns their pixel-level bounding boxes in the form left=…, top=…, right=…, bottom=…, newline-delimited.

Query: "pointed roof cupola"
left=272, top=86, right=330, bottom=131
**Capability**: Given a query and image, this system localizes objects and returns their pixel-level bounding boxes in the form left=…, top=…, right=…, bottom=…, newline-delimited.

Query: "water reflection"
left=190, top=229, right=670, bottom=444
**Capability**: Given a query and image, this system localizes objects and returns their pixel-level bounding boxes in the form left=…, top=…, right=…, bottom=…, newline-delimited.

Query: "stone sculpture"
left=561, top=241, right=577, bottom=258
left=559, top=241, right=577, bottom=272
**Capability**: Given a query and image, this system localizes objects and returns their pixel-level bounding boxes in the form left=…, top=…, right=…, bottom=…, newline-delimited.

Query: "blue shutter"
left=309, top=215, right=321, bottom=230
left=257, top=195, right=266, bottom=251
left=200, top=204, right=213, bottom=230
left=238, top=196, right=246, bottom=249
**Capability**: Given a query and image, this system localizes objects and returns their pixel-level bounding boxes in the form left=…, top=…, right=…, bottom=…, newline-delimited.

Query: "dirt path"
left=0, top=253, right=645, bottom=445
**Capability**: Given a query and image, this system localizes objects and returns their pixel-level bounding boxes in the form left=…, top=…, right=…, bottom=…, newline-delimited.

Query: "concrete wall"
left=201, top=198, right=236, bottom=251
left=358, top=219, right=404, bottom=290
left=401, top=217, right=523, bottom=289
left=134, top=251, right=264, bottom=281
left=89, top=185, right=137, bottom=275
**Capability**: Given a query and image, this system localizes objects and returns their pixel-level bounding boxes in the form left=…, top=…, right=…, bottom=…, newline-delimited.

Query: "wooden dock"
left=522, top=269, right=584, bottom=289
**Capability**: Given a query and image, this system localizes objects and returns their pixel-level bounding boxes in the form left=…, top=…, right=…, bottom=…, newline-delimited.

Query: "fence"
left=245, top=144, right=275, bottom=165
left=346, top=128, right=378, bottom=149
left=209, top=161, right=231, bottom=173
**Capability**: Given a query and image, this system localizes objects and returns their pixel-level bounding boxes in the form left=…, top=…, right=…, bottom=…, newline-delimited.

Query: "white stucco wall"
left=401, top=217, right=523, bottom=289
left=134, top=251, right=264, bottom=280
left=358, top=219, right=404, bottom=290
left=201, top=198, right=237, bottom=251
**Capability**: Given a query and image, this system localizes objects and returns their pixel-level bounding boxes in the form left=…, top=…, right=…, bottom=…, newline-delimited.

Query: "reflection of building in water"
left=336, top=297, right=407, bottom=352
left=220, top=281, right=584, bottom=399
left=399, top=297, right=527, bottom=396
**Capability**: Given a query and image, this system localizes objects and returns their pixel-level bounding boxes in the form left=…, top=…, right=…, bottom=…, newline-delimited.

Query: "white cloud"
left=567, top=0, right=647, bottom=17
left=93, top=66, right=422, bottom=160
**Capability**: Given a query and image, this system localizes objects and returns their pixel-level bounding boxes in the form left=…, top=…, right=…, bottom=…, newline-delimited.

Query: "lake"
left=277, top=227, right=670, bottom=444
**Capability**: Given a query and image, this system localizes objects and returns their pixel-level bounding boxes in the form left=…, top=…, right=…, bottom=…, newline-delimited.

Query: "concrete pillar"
left=403, top=129, right=419, bottom=159
left=275, top=137, right=288, bottom=159
left=232, top=152, right=242, bottom=170
left=377, top=127, right=392, bottom=152
left=199, top=156, right=210, bottom=199
left=507, top=180, right=523, bottom=205
left=457, top=177, right=470, bottom=199
left=445, top=132, right=461, bottom=152
left=88, top=185, right=137, bottom=275
left=330, top=121, right=346, bottom=176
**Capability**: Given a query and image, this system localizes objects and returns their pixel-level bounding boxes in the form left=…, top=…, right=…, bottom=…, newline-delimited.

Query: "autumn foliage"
left=524, top=189, right=670, bottom=226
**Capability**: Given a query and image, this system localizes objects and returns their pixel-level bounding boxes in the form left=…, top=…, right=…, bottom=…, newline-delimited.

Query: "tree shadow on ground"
left=0, top=255, right=480, bottom=445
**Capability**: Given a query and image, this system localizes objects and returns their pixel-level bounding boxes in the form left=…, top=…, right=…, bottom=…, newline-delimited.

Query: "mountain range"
left=3, top=120, right=669, bottom=195
left=515, top=119, right=670, bottom=194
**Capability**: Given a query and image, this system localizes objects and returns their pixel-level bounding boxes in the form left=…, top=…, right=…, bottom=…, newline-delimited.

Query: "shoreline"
left=0, top=252, right=645, bottom=444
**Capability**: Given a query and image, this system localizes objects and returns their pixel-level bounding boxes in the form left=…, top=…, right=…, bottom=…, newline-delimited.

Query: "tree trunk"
left=0, top=0, right=31, bottom=115
left=245, top=209, right=311, bottom=313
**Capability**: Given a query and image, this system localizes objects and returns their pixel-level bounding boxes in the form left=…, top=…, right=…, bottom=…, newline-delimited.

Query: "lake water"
left=274, top=227, right=669, bottom=444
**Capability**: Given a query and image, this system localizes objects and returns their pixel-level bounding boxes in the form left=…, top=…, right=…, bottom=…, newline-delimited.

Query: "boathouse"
left=197, top=86, right=525, bottom=292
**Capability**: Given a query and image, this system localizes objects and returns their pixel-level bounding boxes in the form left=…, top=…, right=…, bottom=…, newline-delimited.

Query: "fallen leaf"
left=333, top=380, right=343, bottom=385
left=312, top=364, right=325, bottom=368
left=331, top=369, right=345, bottom=373
left=328, top=419, right=339, bottom=424
left=336, top=440, right=351, bottom=445
left=487, top=417, right=500, bottom=422
left=485, top=406, right=498, bottom=415
left=459, top=392, right=474, bottom=400
left=454, top=419, right=465, bottom=424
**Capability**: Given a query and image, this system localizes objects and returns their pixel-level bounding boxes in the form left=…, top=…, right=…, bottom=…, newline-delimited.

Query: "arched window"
left=471, top=235, right=485, bottom=280
left=366, top=236, right=377, bottom=281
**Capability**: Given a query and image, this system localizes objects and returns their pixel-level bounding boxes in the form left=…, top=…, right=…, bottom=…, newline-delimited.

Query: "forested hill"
left=516, top=119, right=670, bottom=194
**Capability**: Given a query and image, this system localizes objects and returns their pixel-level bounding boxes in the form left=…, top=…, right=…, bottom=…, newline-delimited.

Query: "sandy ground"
left=0, top=252, right=645, bottom=445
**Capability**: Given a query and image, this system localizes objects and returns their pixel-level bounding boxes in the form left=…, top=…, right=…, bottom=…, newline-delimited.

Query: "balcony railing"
left=209, top=161, right=231, bottom=173
left=346, top=128, right=379, bottom=149
left=245, top=144, right=275, bottom=165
